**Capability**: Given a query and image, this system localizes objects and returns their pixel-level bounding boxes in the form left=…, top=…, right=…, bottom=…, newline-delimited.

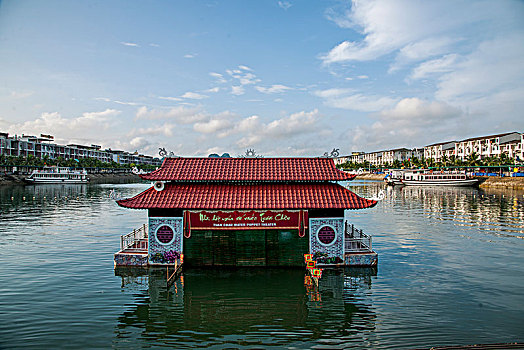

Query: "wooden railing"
left=345, top=222, right=372, bottom=252
left=120, top=224, right=148, bottom=251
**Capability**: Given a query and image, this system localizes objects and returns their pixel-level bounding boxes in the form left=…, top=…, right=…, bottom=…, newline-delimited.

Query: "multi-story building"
left=382, top=148, right=423, bottom=165
left=0, top=132, right=161, bottom=166
left=520, top=134, right=524, bottom=162
left=424, top=141, right=456, bottom=162
left=336, top=148, right=424, bottom=167
left=454, top=132, right=522, bottom=161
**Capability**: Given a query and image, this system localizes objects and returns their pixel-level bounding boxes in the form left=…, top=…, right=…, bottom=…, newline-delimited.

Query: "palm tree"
left=441, top=155, right=449, bottom=167
left=499, top=153, right=511, bottom=166
left=392, top=159, right=402, bottom=169
left=467, top=152, right=479, bottom=166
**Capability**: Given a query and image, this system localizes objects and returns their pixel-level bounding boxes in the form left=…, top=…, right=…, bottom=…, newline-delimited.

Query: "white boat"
left=401, top=170, right=478, bottom=187
left=25, top=167, right=89, bottom=184
left=384, top=171, right=405, bottom=186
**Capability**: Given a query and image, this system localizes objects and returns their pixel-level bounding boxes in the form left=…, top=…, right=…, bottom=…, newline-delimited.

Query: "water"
left=0, top=182, right=523, bottom=349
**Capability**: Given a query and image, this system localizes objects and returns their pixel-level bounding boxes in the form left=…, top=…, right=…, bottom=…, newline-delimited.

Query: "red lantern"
left=183, top=211, right=191, bottom=238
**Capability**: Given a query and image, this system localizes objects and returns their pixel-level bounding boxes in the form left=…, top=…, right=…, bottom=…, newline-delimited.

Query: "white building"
left=424, top=141, right=456, bottom=162
left=0, top=132, right=162, bottom=166
left=455, top=132, right=522, bottom=161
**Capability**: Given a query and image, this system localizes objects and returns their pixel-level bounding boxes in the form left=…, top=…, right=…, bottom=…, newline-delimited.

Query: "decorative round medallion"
left=317, top=225, right=336, bottom=246
left=155, top=225, right=174, bottom=244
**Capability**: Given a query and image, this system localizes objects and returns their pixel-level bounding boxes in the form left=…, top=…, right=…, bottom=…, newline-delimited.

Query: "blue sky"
left=1, top=0, right=523, bottom=157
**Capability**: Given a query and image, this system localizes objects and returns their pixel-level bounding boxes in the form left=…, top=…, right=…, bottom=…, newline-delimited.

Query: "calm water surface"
left=0, top=181, right=523, bottom=349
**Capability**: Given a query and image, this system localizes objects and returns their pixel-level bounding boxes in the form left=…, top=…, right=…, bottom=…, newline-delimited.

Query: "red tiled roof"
left=140, top=157, right=355, bottom=182
left=117, top=183, right=377, bottom=210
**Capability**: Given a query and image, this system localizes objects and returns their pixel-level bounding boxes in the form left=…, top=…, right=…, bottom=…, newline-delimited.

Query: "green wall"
left=184, top=229, right=308, bottom=267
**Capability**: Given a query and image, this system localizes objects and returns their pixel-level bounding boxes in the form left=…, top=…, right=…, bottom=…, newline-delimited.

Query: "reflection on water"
left=1, top=182, right=523, bottom=349
left=346, top=180, right=524, bottom=238
left=113, top=267, right=377, bottom=349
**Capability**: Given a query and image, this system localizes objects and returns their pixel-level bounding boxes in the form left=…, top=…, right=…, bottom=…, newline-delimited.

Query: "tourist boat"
left=25, top=167, right=89, bottom=184
left=387, top=170, right=478, bottom=187
left=384, top=171, right=405, bottom=186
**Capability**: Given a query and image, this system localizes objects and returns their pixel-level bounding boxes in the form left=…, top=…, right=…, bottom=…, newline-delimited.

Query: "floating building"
left=115, top=157, right=378, bottom=267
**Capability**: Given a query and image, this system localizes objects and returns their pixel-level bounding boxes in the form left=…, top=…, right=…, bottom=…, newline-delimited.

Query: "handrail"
left=121, top=223, right=148, bottom=250
left=344, top=222, right=372, bottom=252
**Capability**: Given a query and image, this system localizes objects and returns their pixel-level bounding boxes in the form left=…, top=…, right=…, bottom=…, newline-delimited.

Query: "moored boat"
left=401, top=170, right=478, bottom=186
left=24, top=166, right=89, bottom=184
left=384, top=171, right=405, bottom=186
left=384, top=169, right=478, bottom=187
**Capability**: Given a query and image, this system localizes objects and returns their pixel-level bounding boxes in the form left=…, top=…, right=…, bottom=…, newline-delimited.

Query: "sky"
left=1, top=0, right=523, bottom=157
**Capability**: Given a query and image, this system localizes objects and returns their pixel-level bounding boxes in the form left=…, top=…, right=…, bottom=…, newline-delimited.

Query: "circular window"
left=317, top=225, right=336, bottom=246
left=155, top=225, right=174, bottom=244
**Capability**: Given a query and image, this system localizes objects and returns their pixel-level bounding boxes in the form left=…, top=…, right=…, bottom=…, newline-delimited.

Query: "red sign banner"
left=188, top=210, right=306, bottom=230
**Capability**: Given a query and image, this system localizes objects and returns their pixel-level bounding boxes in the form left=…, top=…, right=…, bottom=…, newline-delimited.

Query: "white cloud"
left=81, top=109, right=121, bottom=119
left=390, top=37, right=459, bottom=72
left=321, top=0, right=514, bottom=64
left=314, top=88, right=354, bottom=99
left=129, top=137, right=151, bottom=149
left=315, top=88, right=398, bottom=112
left=210, top=72, right=227, bottom=83
left=344, top=98, right=464, bottom=150
left=132, top=123, right=176, bottom=137
left=409, top=54, right=459, bottom=81
left=10, top=90, right=34, bottom=99
left=278, top=1, right=292, bottom=10
left=8, top=109, right=120, bottom=142
left=157, top=96, right=183, bottom=102
left=184, top=54, right=196, bottom=58
left=120, top=42, right=139, bottom=47
left=232, top=109, right=321, bottom=149
left=94, top=97, right=139, bottom=106
left=255, top=84, right=292, bottom=94
left=231, top=85, right=245, bottom=96
left=193, top=118, right=232, bottom=134
left=206, top=87, right=220, bottom=93
left=435, top=35, right=524, bottom=106
left=265, top=109, right=319, bottom=138
left=378, top=97, right=461, bottom=121
left=227, top=69, right=260, bottom=85
left=181, top=91, right=208, bottom=100
left=357, top=75, right=368, bottom=79
left=135, top=105, right=206, bottom=124
left=113, top=100, right=140, bottom=106
left=149, top=43, right=160, bottom=47
left=238, top=65, right=253, bottom=71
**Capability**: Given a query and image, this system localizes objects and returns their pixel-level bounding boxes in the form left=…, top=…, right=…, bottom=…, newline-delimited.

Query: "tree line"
left=337, top=152, right=518, bottom=170
left=0, top=154, right=158, bottom=170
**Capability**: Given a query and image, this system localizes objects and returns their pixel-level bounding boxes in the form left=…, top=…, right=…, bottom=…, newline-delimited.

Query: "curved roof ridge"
left=140, top=157, right=355, bottom=182
left=116, top=183, right=377, bottom=210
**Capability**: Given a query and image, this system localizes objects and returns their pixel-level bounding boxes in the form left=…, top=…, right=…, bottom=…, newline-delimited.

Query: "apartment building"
left=335, top=131, right=523, bottom=168
left=454, top=132, right=522, bottom=161
left=382, top=148, right=424, bottom=165
left=424, top=141, right=456, bottom=162
left=0, top=132, right=161, bottom=166
left=336, top=148, right=424, bottom=167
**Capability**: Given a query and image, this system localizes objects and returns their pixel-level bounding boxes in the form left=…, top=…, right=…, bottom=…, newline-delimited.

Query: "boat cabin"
left=116, top=157, right=378, bottom=267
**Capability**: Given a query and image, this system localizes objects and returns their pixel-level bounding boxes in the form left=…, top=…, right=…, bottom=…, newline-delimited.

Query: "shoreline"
left=2, top=172, right=523, bottom=190
left=355, top=173, right=524, bottom=190
left=0, top=173, right=143, bottom=186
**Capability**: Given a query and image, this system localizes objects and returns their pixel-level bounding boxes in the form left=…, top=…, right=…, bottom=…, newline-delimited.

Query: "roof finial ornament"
left=238, top=149, right=263, bottom=158
left=322, top=148, right=340, bottom=158
left=159, top=147, right=179, bottom=158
